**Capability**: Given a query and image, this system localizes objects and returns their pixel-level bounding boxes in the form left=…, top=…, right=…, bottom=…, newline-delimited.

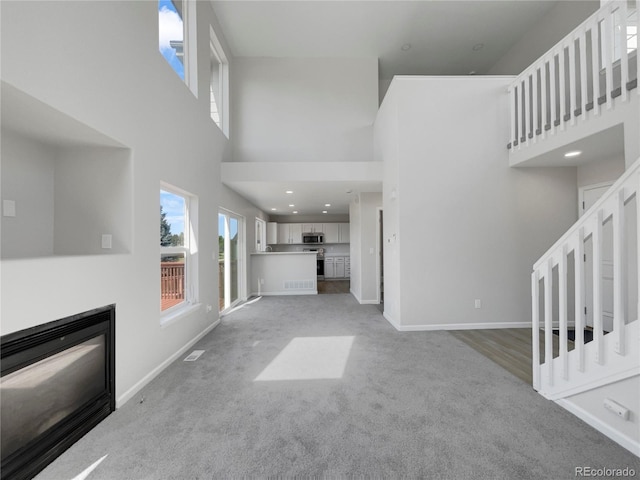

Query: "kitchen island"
left=250, top=252, right=317, bottom=296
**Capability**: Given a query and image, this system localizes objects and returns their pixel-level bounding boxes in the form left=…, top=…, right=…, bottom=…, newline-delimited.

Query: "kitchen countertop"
left=251, top=251, right=316, bottom=255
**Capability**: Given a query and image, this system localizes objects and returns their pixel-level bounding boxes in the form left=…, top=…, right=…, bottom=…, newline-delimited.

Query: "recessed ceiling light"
left=285, top=190, right=293, bottom=194
left=271, top=208, right=277, bottom=211
left=292, top=211, right=298, bottom=214
left=324, top=203, right=331, bottom=207
left=289, top=204, right=295, bottom=207
left=401, top=43, right=411, bottom=51
left=564, top=150, right=582, bottom=158
left=322, top=210, right=328, bottom=214
left=472, top=43, right=484, bottom=51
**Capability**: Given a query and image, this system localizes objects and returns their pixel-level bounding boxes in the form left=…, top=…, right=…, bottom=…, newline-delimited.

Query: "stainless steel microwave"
left=302, top=233, right=324, bottom=244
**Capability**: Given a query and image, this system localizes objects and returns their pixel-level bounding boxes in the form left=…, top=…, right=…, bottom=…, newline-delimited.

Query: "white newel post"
left=532, top=270, right=540, bottom=391
left=568, top=36, right=577, bottom=125
left=559, top=245, right=569, bottom=379
left=593, top=210, right=605, bottom=364
left=550, top=52, right=558, bottom=132
left=524, top=74, right=531, bottom=145
left=603, top=6, right=614, bottom=110
left=545, top=258, right=554, bottom=384
left=613, top=189, right=627, bottom=355
left=575, top=228, right=585, bottom=372
left=559, top=46, right=567, bottom=130
left=541, top=59, right=548, bottom=138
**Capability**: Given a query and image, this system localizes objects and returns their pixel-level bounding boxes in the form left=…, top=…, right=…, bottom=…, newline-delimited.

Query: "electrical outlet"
left=101, top=234, right=112, bottom=249
left=474, top=299, right=482, bottom=309
left=206, top=305, right=213, bottom=313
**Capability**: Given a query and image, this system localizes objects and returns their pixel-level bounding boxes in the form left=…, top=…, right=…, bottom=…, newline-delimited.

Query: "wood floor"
left=449, top=328, right=564, bottom=385
left=317, top=280, right=350, bottom=294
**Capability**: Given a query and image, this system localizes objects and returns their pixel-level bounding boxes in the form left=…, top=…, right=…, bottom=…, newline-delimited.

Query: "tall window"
left=256, top=218, right=266, bottom=252
left=159, top=0, right=197, bottom=95
left=210, top=26, right=229, bottom=135
left=161, top=187, right=195, bottom=314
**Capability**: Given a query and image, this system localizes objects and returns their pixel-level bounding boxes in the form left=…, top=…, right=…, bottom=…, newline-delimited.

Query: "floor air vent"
left=183, top=350, right=205, bottom=362
left=284, top=280, right=314, bottom=290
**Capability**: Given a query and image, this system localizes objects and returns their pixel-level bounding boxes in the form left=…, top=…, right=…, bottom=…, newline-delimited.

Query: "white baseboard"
left=251, top=291, right=317, bottom=296
left=116, top=319, right=220, bottom=408
left=383, top=312, right=400, bottom=330
left=556, top=398, right=640, bottom=457
left=390, top=321, right=531, bottom=332
left=349, top=289, right=379, bottom=305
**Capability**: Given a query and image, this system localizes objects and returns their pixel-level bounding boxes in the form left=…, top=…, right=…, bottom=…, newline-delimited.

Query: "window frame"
left=160, top=183, right=199, bottom=323
left=209, top=25, right=229, bottom=136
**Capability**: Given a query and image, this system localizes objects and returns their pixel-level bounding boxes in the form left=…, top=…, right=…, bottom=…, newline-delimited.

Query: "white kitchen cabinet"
left=335, top=257, right=345, bottom=278
left=323, top=224, right=340, bottom=243
left=302, top=223, right=324, bottom=233
left=338, top=223, right=350, bottom=243
left=324, top=257, right=335, bottom=278
left=267, top=222, right=278, bottom=245
left=277, top=223, right=303, bottom=244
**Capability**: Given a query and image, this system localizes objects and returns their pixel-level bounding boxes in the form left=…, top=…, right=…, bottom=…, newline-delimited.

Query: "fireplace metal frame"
left=1, top=304, right=115, bottom=480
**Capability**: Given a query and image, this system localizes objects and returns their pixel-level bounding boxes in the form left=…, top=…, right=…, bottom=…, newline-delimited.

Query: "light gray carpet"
left=36, top=295, right=639, bottom=479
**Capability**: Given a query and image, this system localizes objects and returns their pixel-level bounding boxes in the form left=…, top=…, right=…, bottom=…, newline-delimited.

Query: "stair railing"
left=508, top=0, right=639, bottom=153
left=532, top=157, right=640, bottom=398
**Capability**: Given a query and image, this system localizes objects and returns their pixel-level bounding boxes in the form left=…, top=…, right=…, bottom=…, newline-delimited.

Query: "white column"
left=574, top=228, right=585, bottom=372
left=532, top=270, right=541, bottom=391
left=592, top=210, right=604, bottom=364
left=559, top=245, right=569, bottom=380
left=545, top=258, right=554, bottom=385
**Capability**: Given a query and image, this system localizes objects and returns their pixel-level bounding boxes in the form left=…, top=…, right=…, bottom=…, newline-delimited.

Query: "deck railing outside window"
left=161, top=262, right=185, bottom=311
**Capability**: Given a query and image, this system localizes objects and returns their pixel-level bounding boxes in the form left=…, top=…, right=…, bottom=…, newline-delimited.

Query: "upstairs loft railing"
left=508, top=0, right=639, bottom=153
left=531, top=157, right=640, bottom=399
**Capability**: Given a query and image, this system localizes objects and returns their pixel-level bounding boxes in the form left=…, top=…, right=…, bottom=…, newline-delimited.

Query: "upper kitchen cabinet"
left=302, top=223, right=323, bottom=233
left=267, top=222, right=278, bottom=245
left=323, top=223, right=339, bottom=243
left=325, top=223, right=349, bottom=244
left=277, top=223, right=303, bottom=244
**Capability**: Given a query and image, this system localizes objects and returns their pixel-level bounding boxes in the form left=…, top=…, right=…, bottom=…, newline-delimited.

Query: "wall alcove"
left=1, top=82, right=132, bottom=259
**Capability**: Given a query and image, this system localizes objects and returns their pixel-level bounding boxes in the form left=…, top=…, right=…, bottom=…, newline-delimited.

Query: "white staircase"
left=531, top=156, right=639, bottom=404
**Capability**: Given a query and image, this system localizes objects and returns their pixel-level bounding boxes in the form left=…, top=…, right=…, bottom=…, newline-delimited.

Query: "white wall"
left=376, top=76, right=578, bottom=329
left=577, top=155, right=626, bottom=188
left=0, top=0, right=228, bottom=406
left=488, top=1, right=600, bottom=75
left=230, top=57, right=378, bottom=163
left=1, top=130, right=55, bottom=258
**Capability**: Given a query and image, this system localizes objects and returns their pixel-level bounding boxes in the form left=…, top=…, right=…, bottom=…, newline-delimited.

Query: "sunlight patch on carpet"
left=254, top=336, right=354, bottom=381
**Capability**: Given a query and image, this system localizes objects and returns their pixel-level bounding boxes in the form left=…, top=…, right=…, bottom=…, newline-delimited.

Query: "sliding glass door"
left=218, top=210, right=243, bottom=312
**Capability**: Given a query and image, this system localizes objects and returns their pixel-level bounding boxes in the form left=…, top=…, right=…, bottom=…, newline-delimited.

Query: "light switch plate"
left=101, top=234, right=112, bottom=249
left=3, top=200, right=16, bottom=217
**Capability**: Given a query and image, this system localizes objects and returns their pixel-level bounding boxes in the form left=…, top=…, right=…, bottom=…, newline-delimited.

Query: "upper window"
left=160, top=186, right=197, bottom=316
left=159, top=1, right=185, bottom=80
left=159, top=1, right=197, bottom=95
left=210, top=26, right=229, bottom=136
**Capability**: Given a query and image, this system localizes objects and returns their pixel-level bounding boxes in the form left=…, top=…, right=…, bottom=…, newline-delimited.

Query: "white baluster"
left=524, top=74, right=531, bottom=145
left=618, top=0, right=629, bottom=102
left=541, top=59, right=548, bottom=138
left=592, top=19, right=601, bottom=115
left=603, top=5, right=614, bottom=110
left=508, top=86, right=518, bottom=148
left=550, top=51, right=558, bottom=132
left=559, top=244, right=569, bottom=380
left=532, top=270, right=541, bottom=391
left=637, top=0, right=640, bottom=96
left=533, top=68, right=539, bottom=142
left=593, top=209, right=604, bottom=364
left=613, top=189, right=626, bottom=355
left=568, top=35, right=577, bottom=125
left=574, top=228, right=585, bottom=372
left=545, top=258, right=554, bottom=384
left=579, top=27, right=588, bottom=121
left=559, top=45, right=567, bottom=129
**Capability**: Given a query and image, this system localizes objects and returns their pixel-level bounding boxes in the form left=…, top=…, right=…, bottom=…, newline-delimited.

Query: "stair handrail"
left=532, top=156, right=640, bottom=393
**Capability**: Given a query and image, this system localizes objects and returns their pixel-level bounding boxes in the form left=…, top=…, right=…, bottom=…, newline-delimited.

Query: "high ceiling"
left=211, top=0, right=561, bottom=79
left=210, top=0, right=567, bottom=216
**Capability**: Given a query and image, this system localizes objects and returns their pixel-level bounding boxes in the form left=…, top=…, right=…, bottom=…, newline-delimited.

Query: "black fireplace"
left=1, top=305, right=115, bottom=480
